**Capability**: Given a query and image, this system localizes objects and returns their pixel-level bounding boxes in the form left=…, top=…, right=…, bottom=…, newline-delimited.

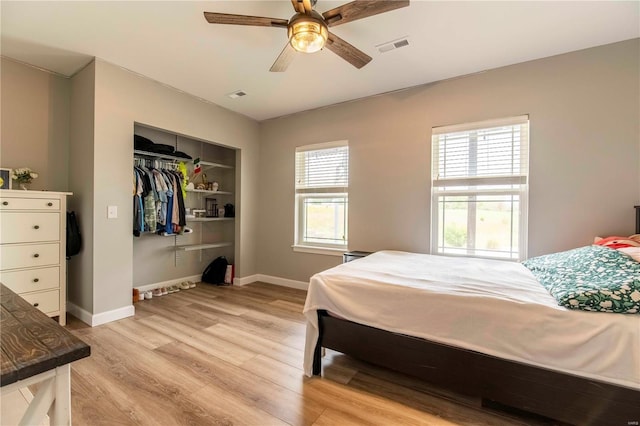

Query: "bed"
left=303, top=249, right=640, bottom=425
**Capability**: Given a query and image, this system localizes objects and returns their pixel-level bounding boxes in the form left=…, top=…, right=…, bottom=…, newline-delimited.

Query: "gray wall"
left=2, top=57, right=260, bottom=318
left=68, top=61, right=95, bottom=311
left=1, top=57, right=70, bottom=191
left=88, top=59, right=259, bottom=315
left=257, top=39, right=640, bottom=283
left=3, top=39, right=639, bottom=313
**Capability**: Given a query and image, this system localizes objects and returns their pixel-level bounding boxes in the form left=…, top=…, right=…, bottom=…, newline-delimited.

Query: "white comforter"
left=303, top=250, right=640, bottom=389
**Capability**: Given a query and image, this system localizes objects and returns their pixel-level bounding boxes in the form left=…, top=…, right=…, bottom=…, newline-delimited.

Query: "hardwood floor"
left=64, top=282, right=561, bottom=425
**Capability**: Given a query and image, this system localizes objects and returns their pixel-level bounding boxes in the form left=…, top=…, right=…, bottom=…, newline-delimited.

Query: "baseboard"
left=68, top=274, right=306, bottom=326
left=233, top=274, right=259, bottom=286
left=66, top=301, right=93, bottom=326
left=67, top=301, right=135, bottom=327
left=251, top=274, right=309, bottom=290
left=134, top=274, right=201, bottom=292
left=134, top=273, right=307, bottom=290
left=92, top=305, right=135, bottom=326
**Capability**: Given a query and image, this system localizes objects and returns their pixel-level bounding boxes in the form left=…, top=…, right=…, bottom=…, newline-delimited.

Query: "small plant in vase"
left=12, top=167, right=38, bottom=190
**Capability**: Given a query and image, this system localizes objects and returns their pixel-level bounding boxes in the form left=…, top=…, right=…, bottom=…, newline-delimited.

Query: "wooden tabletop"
left=1, top=284, right=90, bottom=386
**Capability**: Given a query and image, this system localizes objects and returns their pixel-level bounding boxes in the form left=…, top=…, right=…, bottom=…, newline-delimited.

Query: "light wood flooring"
left=62, top=282, right=561, bottom=425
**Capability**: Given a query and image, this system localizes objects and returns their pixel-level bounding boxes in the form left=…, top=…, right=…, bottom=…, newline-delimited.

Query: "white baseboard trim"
left=67, top=301, right=135, bottom=327
left=238, top=274, right=308, bottom=290
left=92, top=305, right=135, bottom=327
left=66, top=301, right=93, bottom=326
left=233, top=274, right=259, bottom=286
left=134, top=274, right=201, bottom=293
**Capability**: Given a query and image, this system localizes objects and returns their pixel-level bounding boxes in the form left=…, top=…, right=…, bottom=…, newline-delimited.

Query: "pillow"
left=593, top=235, right=640, bottom=249
left=523, top=245, right=640, bottom=314
left=618, top=247, right=640, bottom=263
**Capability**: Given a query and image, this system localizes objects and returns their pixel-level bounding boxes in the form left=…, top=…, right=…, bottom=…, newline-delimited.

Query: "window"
left=295, top=141, right=348, bottom=251
left=431, top=116, right=529, bottom=260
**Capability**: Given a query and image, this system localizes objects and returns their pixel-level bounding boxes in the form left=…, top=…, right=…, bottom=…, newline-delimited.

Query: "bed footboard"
left=313, top=310, right=640, bottom=425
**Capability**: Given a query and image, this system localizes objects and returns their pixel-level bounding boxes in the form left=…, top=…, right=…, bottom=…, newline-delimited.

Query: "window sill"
left=292, top=245, right=345, bottom=257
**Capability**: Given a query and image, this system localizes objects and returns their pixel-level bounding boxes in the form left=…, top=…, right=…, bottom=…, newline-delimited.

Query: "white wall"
left=257, top=39, right=640, bottom=283
left=0, top=57, right=70, bottom=191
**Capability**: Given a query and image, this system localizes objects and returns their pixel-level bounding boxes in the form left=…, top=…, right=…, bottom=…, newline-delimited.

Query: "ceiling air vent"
left=376, top=37, right=409, bottom=54
left=227, top=90, right=247, bottom=99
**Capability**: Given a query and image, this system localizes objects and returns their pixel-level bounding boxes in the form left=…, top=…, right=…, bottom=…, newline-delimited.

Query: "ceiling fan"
left=204, top=0, right=410, bottom=72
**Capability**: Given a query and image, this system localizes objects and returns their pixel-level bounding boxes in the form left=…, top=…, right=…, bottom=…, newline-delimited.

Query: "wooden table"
left=1, top=283, right=90, bottom=425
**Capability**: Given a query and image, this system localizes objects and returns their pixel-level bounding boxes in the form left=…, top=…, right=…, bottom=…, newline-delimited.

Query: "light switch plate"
left=107, top=205, right=118, bottom=219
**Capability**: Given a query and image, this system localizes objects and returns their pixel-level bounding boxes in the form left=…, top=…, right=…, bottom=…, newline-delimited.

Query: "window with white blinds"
left=431, top=116, right=529, bottom=260
left=295, top=141, right=348, bottom=249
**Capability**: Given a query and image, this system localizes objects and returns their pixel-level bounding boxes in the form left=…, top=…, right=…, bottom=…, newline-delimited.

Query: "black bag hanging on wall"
left=202, top=256, right=229, bottom=285
left=66, top=211, right=82, bottom=259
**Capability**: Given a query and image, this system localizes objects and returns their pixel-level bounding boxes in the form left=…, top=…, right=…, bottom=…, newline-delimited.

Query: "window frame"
left=430, top=116, right=529, bottom=261
left=294, top=141, right=349, bottom=254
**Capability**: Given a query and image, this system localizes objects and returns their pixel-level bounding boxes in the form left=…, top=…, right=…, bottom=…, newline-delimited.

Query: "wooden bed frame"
left=312, top=309, right=640, bottom=425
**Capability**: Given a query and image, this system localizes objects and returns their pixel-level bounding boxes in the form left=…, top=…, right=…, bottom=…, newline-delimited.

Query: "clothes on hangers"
left=133, top=159, right=187, bottom=237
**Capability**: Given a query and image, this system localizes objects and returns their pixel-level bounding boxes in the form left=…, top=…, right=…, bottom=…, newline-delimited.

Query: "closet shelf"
left=134, top=149, right=193, bottom=162
left=199, top=160, right=233, bottom=171
left=175, top=242, right=233, bottom=252
left=186, top=217, right=234, bottom=222
left=186, top=189, right=233, bottom=195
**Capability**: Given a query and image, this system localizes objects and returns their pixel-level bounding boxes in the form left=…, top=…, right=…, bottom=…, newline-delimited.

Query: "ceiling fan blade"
left=290, top=0, right=314, bottom=14
left=322, top=0, right=410, bottom=27
left=270, top=43, right=297, bottom=72
left=203, top=12, right=288, bottom=28
left=290, top=0, right=304, bottom=13
left=325, top=32, right=372, bottom=69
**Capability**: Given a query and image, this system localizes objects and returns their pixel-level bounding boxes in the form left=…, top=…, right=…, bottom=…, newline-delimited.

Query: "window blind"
left=295, top=142, right=349, bottom=193
left=432, top=115, right=529, bottom=185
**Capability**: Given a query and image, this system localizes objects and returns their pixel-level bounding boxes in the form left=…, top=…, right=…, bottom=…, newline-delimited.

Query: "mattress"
left=303, top=250, right=640, bottom=389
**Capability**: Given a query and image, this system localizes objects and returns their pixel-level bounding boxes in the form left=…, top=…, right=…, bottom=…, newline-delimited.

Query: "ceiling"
left=2, top=1, right=638, bottom=121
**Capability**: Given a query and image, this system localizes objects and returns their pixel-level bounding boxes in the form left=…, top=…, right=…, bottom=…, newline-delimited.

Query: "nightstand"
left=343, top=251, right=373, bottom=263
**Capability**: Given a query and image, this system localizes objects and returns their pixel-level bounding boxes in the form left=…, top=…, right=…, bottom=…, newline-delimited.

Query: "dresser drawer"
left=1, top=212, right=60, bottom=243
left=0, top=243, right=60, bottom=270
left=1, top=266, right=59, bottom=293
left=20, top=289, right=60, bottom=314
left=0, top=197, right=60, bottom=211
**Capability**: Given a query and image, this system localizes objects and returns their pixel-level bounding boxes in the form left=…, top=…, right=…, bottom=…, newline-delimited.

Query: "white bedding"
left=303, top=250, right=640, bottom=389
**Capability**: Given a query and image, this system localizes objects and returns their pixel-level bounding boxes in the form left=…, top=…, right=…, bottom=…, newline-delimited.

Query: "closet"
left=132, top=124, right=236, bottom=288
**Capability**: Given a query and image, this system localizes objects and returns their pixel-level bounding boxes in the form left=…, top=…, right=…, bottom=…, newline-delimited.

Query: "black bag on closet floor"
left=202, top=256, right=228, bottom=285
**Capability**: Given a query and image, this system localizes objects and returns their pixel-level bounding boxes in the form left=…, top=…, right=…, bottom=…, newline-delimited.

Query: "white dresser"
left=0, top=190, right=71, bottom=325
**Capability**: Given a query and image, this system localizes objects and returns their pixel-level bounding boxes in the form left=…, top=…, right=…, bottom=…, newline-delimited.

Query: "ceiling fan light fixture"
left=288, top=12, right=328, bottom=53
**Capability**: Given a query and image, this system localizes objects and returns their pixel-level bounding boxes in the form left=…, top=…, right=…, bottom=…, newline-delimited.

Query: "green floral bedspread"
left=523, top=245, right=640, bottom=314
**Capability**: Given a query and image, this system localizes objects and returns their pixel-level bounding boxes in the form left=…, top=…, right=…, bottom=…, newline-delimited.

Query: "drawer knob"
left=47, top=202, right=53, bottom=207
left=33, top=303, right=39, bottom=307
left=33, top=253, right=40, bottom=258
left=34, top=225, right=40, bottom=230
left=33, top=278, right=40, bottom=283
left=2, top=201, right=7, bottom=206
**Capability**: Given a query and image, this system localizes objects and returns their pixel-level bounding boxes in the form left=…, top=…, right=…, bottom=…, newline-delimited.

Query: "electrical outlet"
left=107, top=205, right=118, bottom=219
